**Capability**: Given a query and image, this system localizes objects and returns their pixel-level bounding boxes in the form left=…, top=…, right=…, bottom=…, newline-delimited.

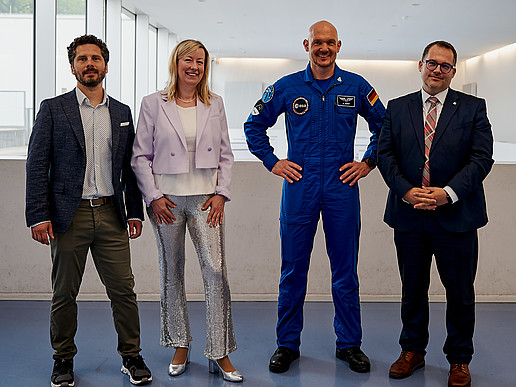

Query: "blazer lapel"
left=61, top=89, right=86, bottom=155
left=430, top=89, right=459, bottom=154
left=196, top=99, right=211, bottom=146
left=408, top=91, right=425, bottom=155
left=161, top=98, right=187, bottom=149
left=109, top=99, right=121, bottom=162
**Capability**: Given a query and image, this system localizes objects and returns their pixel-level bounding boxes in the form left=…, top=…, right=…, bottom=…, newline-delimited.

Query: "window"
left=56, top=0, right=86, bottom=95
left=120, top=8, right=136, bottom=114
left=0, top=1, right=34, bottom=157
left=148, top=25, right=158, bottom=93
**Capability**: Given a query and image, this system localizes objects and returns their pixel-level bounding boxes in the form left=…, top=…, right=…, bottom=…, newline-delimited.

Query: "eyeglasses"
left=423, top=59, right=455, bottom=74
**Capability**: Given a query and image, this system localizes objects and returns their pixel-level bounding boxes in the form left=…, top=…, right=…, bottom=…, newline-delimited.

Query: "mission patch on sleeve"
left=262, top=85, right=274, bottom=103
left=252, top=100, right=265, bottom=116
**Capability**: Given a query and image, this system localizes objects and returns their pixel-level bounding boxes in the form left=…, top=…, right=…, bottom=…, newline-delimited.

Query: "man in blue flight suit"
left=244, top=20, right=385, bottom=374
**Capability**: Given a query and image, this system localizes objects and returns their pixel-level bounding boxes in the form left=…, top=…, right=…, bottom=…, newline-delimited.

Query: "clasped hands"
left=272, top=159, right=373, bottom=186
left=403, top=186, right=448, bottom=210
left=151, top=194, right=226, bottom=228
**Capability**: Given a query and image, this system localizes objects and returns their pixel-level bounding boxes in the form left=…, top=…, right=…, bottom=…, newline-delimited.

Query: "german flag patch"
left=367, top=89, right=379, bottom=106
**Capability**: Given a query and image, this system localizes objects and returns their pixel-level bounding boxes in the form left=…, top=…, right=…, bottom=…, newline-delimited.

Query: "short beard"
left=76, top=70, right=106, bottom=88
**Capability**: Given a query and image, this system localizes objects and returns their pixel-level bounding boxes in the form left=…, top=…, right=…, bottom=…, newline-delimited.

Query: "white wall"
left=2, top=160, right=515, bottom=302
left=460, top=43, right=516, bottom=144
left=3, top=10, right=515, bottom=159
left=211, top=58, right=464, bottom=161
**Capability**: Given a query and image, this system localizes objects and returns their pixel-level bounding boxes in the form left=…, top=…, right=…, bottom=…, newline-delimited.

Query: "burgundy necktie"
left=422, top=97, right=438, bottom=187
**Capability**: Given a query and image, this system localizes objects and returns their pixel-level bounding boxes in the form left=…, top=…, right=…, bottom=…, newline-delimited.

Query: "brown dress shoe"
left=448, top=364, right=471, bottom=387
left=389, top=350, right=425, bottom=379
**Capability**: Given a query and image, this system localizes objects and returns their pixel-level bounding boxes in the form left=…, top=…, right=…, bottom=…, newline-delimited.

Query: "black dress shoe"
left=336, top=346, right=370, bottom=373
left=269, top=346, right=300, bottom=373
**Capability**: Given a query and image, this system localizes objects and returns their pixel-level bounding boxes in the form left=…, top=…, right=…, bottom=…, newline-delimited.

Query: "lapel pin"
left=453, top=102, right=457, bottom=105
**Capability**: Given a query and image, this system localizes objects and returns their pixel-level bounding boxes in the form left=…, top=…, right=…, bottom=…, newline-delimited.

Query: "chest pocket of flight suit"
left=333, top=93, right=357, bottom=143
left=286, top=96, right=312, bottom=143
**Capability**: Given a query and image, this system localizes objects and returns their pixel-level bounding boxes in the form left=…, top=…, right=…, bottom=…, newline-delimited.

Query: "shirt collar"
left=421, top=88, right=448, bottom=105
left=75, top=86, right=109, bottom=107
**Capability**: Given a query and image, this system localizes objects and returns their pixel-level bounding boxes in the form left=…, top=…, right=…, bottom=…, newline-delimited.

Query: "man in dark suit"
left=377, top=41, right=493, bottom=387
left=26, top=35, right=152, bottom=386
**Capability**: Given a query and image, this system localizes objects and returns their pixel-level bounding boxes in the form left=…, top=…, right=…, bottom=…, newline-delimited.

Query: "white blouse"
left=154, top=106, right=218, bottom=196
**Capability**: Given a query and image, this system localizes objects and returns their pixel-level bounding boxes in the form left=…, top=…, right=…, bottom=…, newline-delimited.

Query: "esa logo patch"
left=252, top=100, right=265, bottom=116
left=337, top=95, right=355, bottom=108
left=292, top=97, right=309, bottom=115
left=262, top=85, right=274, bottom=103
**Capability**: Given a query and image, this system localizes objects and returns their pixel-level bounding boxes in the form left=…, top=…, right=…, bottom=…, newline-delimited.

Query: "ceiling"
left=126, top=0, right=516, bottom=61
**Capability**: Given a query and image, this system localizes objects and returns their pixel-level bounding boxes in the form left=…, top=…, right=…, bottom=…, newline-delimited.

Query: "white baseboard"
left=2, top=293, right=516, bottom=303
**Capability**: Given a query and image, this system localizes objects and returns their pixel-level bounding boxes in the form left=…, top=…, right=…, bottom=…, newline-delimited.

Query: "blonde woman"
left=131, top=39, right=242, bottom=382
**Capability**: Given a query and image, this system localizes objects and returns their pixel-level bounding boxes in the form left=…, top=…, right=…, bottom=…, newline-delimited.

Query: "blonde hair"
left=165, top=39, right=211, bottom=105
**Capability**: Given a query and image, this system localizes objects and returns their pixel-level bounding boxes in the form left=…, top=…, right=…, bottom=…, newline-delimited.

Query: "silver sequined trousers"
left=147, top=194, right=237, bottom=359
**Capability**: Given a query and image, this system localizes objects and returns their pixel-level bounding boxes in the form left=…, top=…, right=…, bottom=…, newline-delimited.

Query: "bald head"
left=304, top=20, right=341, bottom=79
left=308, top=20, right=339, bottom=41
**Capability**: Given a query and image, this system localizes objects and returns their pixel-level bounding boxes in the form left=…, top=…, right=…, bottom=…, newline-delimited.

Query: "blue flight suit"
left=244, top=64, right=385, bottom=351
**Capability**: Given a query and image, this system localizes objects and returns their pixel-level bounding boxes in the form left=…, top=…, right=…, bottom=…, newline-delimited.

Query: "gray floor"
left=1, top=301, right=514, bottom=386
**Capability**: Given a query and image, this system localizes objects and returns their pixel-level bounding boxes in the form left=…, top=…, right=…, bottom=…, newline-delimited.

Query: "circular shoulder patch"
left=292, top=97, right=309, bottom=115
left=261, top=85, right=274, bottom=103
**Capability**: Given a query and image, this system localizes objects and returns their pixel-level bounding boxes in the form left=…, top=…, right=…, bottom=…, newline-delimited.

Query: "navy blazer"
left=25, top=89, right=144, bottom=233
left=377, top=88, right=494, bottom=233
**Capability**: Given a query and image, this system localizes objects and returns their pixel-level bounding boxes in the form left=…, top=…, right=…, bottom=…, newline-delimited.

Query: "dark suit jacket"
left=377, top=88, right=493, bottom=233
left=25, top=89, right=144, bottom=233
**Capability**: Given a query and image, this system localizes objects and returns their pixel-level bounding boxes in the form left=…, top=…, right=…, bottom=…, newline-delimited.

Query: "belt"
left=81, top=196, right=114, bottom=208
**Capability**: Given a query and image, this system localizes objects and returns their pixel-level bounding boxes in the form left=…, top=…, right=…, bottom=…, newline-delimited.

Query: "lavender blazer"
left=131, top=91, right=234, bottom=206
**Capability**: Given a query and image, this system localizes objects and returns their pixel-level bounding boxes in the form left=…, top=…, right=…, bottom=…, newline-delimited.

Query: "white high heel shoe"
left=168, top=345, right=190, bottom=376
left=208, top=358, right=243, bottom=382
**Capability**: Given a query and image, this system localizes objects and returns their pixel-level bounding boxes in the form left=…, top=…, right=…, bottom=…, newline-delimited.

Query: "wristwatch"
left=364, top=157, right=376, bottom=169
left=446, top=192, right=453, bottom=205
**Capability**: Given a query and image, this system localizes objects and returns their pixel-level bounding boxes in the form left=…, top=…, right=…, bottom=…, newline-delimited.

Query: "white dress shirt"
left=421, top=88, right=458, bottom=203
left=76, top=87, right=114, bottom=199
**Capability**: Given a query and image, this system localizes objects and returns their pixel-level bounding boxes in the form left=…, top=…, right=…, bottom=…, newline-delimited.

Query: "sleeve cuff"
left=144, top=192, right=164, bottom=207
left=215, top=188, right=231, bottom=202
left=263, top=152, right=280, bottom=172
left=30, top=220, right=51, bottom=228
left=443, top=186, right=458, bottom=203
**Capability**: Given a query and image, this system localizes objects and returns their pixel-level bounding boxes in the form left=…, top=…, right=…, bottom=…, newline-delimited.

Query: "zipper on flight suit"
left=320, top=83, right=338, bottom=204
left=322, top=84, right=337, bottom=101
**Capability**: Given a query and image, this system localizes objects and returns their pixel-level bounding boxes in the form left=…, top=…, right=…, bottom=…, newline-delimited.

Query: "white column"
left=135, top=14, right=149, bottom=118
left=34, top=0, right=56, bottom=111
left=157, top=28, right=170, bottom=90
left=86, top=0, right=105, bottom=39
left=105, top=0, right=122, bottom=99
left=168, top=33, right=178, bottom=53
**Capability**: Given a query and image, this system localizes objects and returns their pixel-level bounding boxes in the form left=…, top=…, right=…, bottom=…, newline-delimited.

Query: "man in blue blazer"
left=378, top=41, right=493, bottom=387
left=25, top=35, right=151, bottom=386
